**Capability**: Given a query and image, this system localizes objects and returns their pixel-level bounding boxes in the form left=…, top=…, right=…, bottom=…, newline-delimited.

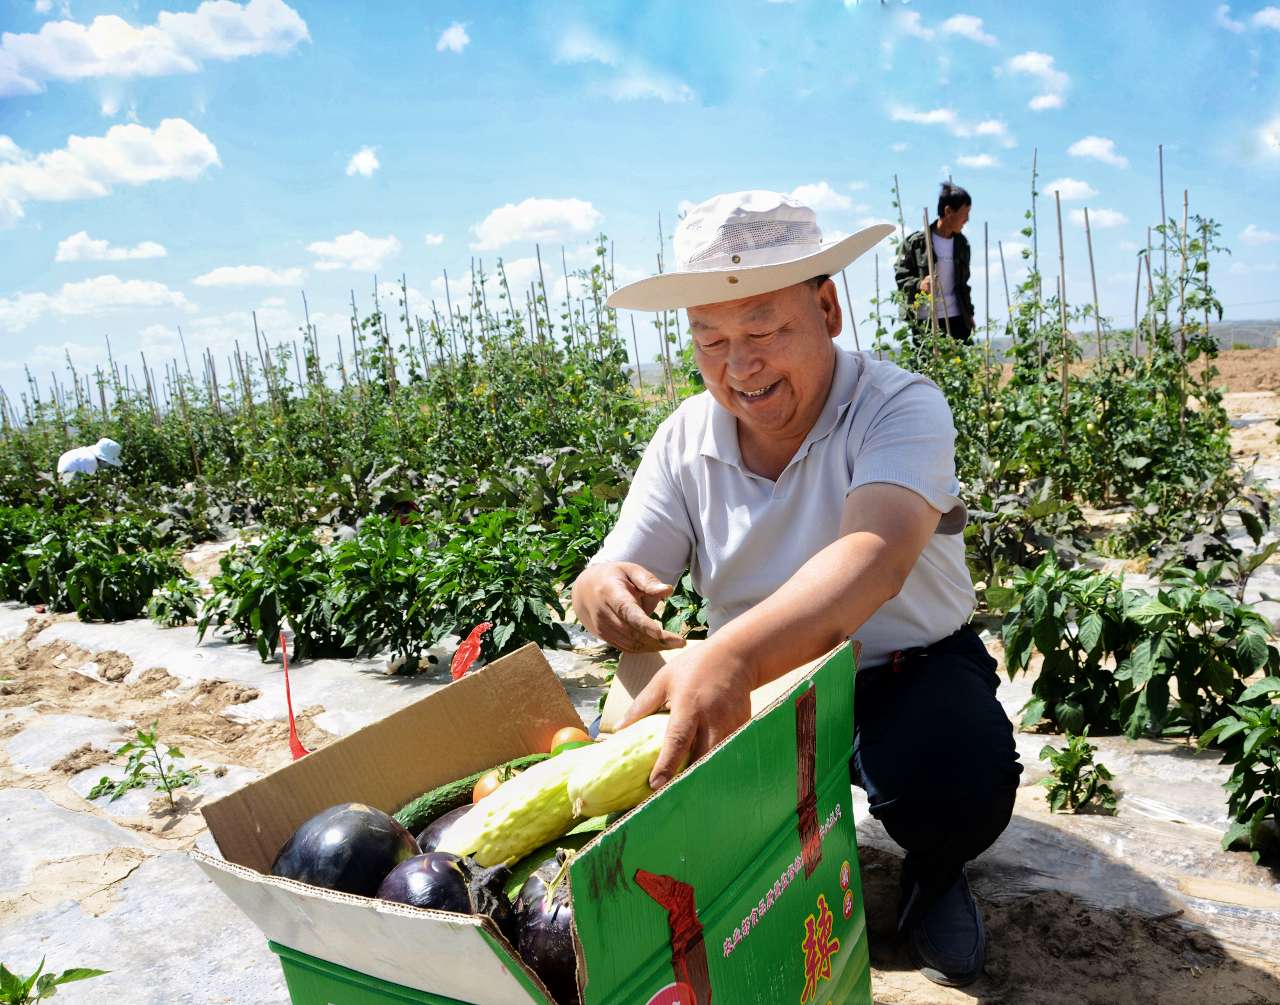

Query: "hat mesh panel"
left=686, top=220, right=818, bottom=265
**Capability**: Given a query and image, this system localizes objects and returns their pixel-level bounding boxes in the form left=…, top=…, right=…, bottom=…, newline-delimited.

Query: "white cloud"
left=1043, top=177, right=1097, bottom=200
left=1216, top=4, right=1246, bottom=31
left=0, top=0, right=309, bottom=97
left=555, top=25, right=619, bottom=66
left=1068, top=135, right=1129, bottom=168
left=346, top=146, right=379, bottom=177
left=890, top=105, right=1014, bottom=147
left=1005, top=50, right=1069, bottom=111
left=896, top=10, right=935, bottom=40
left=0, top=118, right=219, bottom=226
left=1070, top=208, right=1128, bottom=229
left=1254, top=6, right=1280, bottom=29
left=100, top=94, right=120, bottom=116
left=55, top=231, right=166, bottom=262
left=307, top=230, right=401, bottom=272
left=554, top=25, right=693, bottom=103
left=1260, top=116, right=1280, bottom=159
left=424, top=232, right=445, bottom=246
left=957, top=153, right=999, bottom=169
left=790, top=181, right=853, bottom=211
left=34, top=0, right=54, bottom=12
left=1230, top=261, right=1279, bottom=274
left=600, top=70, right=694, bottom=103
left=470, top=197, right=602, bottom=251
left=0, top=275, right=193, bottom=331
left=941, top=15, right=996, bottom=45
left=847, top=180, right=867, bottom=191
left=436, top=22, right=469, bottom=53
left=890, top=141, right=909, bottom=153
left=192, top=265, right=305, bottom=287
left=1241, top=223, right=1280, bottom=245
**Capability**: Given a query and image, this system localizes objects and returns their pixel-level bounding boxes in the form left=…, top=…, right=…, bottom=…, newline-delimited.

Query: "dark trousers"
left=851, top=625, right=1021, bottom=928
left=910, top=314, right=973, bottom=345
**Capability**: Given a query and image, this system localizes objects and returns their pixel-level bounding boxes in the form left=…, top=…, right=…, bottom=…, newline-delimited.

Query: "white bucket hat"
left=606, top=189, right=894, bottom=311
left=94, top=437, right=123, bottom=467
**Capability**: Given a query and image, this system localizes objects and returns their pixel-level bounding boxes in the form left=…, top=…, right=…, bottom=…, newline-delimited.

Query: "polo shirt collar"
left=699, top=349, right=862, bottom=473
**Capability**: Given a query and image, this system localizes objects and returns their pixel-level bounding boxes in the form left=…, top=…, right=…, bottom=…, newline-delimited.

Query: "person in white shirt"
left=56, top=437, right=123, bottom=483
left=894, top=182, right=975, bottom=343
left=572, top=190, right=1019, bottom=988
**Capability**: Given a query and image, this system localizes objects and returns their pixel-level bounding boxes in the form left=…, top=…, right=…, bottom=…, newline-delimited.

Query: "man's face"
left=687, top=279, right=841, bottom=444
left=943, top=203, right=971, bottom=232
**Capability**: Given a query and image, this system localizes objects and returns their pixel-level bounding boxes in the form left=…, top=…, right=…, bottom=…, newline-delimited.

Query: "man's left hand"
left=617, top=642, right=755, bottom=790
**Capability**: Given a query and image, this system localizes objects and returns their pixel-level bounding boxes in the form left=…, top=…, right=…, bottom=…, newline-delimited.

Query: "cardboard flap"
left=203, top=643, right=584, bottom=873
left=192, top=851, right=548, bottom=1005
left=598, top=640, right=833, bottom=733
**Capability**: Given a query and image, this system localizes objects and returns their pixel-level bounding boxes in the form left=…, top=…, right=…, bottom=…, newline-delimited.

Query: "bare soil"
left=0, top=617, right=332, bottom=844
left=862, top=847, right=1280, bottom=1004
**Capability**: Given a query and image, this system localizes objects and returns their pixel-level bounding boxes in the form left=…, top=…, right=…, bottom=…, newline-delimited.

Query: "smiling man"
left=571, top=190, right=1021, bottom=988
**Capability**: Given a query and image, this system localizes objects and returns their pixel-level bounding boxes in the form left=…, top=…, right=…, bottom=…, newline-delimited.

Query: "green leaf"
left=51, top=969, right=108, bottom=986
left=1240, top=676, right=1280, bottom=702
left=1127, top=597, right=1177, bottom=625
left=1077, top=612, right=1103, bottom=655
left=1222, top=820, right=1253, bottom=851
left=1020, top=696, right=1047, bottom=729
left=1237, top=634, right=1272, bottom=675
left=1243, top=726, right=1276, bottom=759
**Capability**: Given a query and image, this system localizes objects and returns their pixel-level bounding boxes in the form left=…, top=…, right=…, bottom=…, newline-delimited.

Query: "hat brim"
left=96, top=452, right=122, bottom=467
left=606, top=223, right=896, bottom=311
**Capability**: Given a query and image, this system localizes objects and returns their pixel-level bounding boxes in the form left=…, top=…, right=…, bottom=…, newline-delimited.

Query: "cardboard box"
left=194, top=642, right=872, bottom=1005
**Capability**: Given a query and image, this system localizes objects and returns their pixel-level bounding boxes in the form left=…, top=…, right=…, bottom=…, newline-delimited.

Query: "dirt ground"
left=2, top=350, right=1280, bottom=1003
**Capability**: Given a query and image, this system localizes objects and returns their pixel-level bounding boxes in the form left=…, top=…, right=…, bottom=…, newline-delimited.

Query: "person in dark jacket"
left=895, top=183, right=975, bottom=343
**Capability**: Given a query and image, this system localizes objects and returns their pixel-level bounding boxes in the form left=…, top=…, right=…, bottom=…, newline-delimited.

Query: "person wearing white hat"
left=572, top=190, right=1020, bottom=988
left=56, top=437, right=123, bottom=483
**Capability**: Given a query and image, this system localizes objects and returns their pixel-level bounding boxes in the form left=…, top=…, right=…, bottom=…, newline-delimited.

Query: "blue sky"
left=2, top=0, right=1279, bottom=403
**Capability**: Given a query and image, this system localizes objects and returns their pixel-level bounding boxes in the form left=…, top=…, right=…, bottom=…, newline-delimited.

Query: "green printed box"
left=194, top=642, right=871, bottom=1005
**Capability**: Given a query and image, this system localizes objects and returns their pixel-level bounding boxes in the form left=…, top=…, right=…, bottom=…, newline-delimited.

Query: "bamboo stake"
left=1178, top=188, right=1189, bottom=435
left=983, top=221, right=991, bottom=399
left=1132, top=254, right=1143, bottom=357
left=177, top=325, right=194, bottom=381
left=1031, top=147, right=1041, bottom=339
left=873, top=254, right=884, bottom=361
left=839, top=270, right=860, bottom=351
left=562, top=246, right=574, bottom=348
left=535, top=245, right=554, bottom=338
left=1145, top=228, right=1157, bottom=355
left=1054, top=191, right=1069, bottom=479
left=1083, top=207, right=1104, bottom=360
left=1159, top=143, right=1169, bottom=328
left=630, top=315, right=644, bottom=390
left=893, top=174, right=906, bottom=240
left=921, top=209, right=941, bottom=345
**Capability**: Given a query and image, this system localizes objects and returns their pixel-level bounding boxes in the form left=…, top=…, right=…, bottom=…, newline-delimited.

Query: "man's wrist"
left=700, top=626, right=763, bottom=692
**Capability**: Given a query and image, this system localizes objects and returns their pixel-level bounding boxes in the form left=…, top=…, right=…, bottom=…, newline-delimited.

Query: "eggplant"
left=417, top=804, right=471, bottom=852
left=514, top=851, right=580, bottom=1005
left=378, top=852, right=519, bottom=945
left=271, top=802, right=419, bottom=897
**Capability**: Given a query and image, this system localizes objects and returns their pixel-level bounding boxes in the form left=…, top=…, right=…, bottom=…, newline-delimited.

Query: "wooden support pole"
left=840, top=270, right=861, bottom=351
left=1083, top=207, right=1104, bottom=361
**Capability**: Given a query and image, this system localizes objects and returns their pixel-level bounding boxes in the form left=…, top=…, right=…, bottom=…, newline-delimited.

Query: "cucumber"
left=394, top=752, right=551, bottom=835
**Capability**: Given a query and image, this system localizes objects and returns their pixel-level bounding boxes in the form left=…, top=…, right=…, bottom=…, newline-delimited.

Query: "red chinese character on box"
left=799, top=894, right=840, bottom=1004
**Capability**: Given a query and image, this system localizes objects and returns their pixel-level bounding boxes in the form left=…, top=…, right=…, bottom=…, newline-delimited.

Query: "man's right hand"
left=919, top=275, right=932, bottom=295
left=571, top=562, right=688, bottom=653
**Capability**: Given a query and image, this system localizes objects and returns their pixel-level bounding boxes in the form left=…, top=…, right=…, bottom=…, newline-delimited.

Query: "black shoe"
left=906, top=869, right=985, bottom=987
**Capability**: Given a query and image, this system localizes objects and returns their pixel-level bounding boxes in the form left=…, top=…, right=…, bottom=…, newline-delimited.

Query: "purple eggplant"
left=416, top=804, right=471, bottom=852
left=514, top=851, right=580, bottom=1005
left=379, top=852, right=519, bottom=946
left=271, top=802, right=419, bottom=898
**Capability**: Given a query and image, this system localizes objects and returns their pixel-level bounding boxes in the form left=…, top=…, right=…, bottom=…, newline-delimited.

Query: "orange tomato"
left=472, top=770, right=503, bottom=803
left=550, top=726, right=592, bottom=751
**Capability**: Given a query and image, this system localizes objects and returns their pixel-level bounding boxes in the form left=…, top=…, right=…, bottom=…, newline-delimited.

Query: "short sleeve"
left=587, top=423, right=697, bottom=583
left=847, top=378, right=967, bottom=534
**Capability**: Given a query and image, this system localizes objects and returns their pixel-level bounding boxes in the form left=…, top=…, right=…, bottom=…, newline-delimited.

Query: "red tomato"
left=550, top=726, right=592, bottom=752
left=472, top=770, right=503, bottom=803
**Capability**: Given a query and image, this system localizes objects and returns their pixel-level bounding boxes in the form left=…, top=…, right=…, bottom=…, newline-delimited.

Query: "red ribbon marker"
left=450, top=622, right=493, bottom=681
left=281, top=629, right=310, bottom=760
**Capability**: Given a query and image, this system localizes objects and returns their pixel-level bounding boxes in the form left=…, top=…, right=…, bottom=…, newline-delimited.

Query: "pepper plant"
left=1115, top=562, right=1278, bottom=738
left=1040, top=730, right=1117, bottom=814
left=1199, top=676, right=1280, bottom=862
left=0, top=959, right=106, bottom=1003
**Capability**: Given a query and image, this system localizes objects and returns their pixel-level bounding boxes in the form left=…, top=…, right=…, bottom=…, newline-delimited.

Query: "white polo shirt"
left=589, top=349, right=975, bottom=667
